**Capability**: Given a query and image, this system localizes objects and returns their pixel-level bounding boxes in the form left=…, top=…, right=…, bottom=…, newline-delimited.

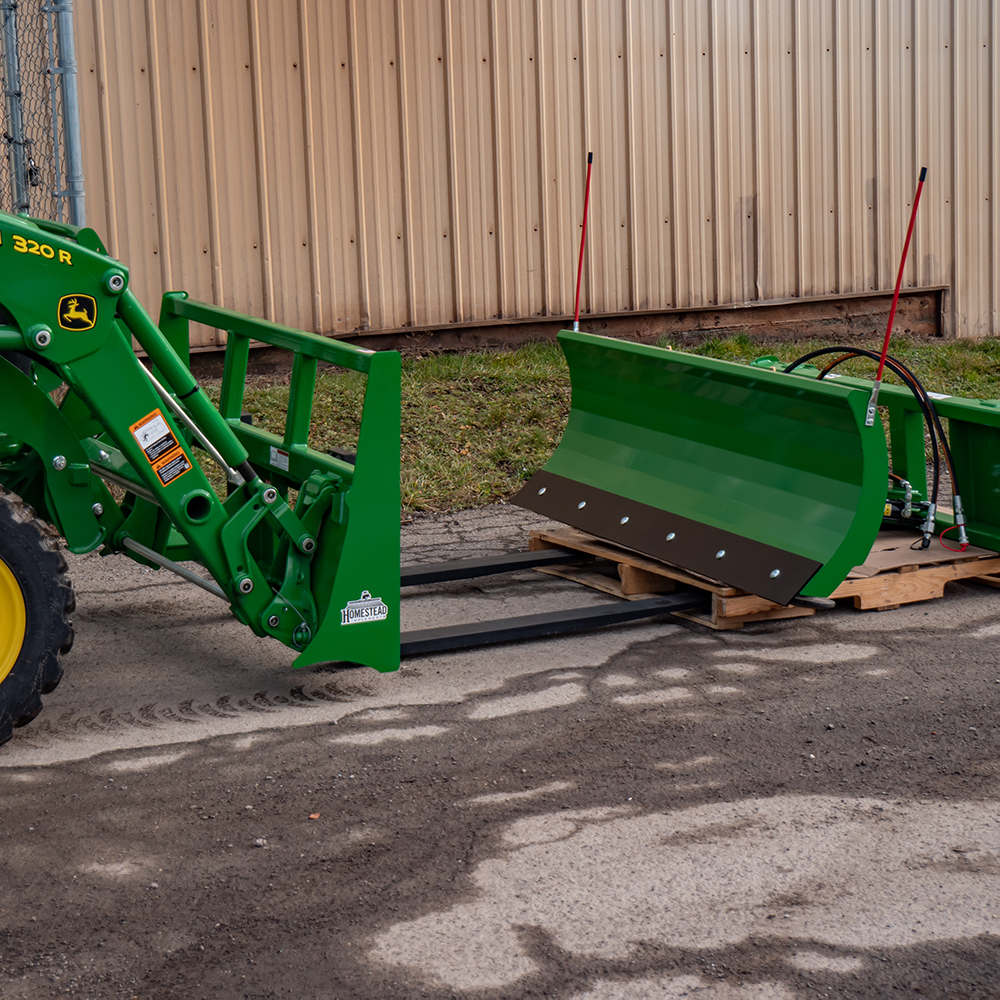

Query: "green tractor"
left=0, top=211, right=400, bottom=744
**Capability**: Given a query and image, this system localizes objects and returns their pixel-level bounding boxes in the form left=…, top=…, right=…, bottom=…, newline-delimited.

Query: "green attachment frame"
left=157, top=293, right=401, bottom=670
left=515, top=331, right=889, bottom=603
left=779, top=363, right=1000, bottom=552
left=0, top=209, right=400, bottom=673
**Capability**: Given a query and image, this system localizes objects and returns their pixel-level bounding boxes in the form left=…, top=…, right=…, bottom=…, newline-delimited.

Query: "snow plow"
left=516, top=329, right=1000, bottom=603
left=514, top=331, right=888, bottom=606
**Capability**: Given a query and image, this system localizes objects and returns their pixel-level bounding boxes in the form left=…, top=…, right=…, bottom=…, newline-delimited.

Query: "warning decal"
left=130, top=409, right=180, bottom=464
left=153, top=448, right=192, bottom=486
left=270, top=445, right=290, bottom=472
left=130, top=408, right=192, bottom=486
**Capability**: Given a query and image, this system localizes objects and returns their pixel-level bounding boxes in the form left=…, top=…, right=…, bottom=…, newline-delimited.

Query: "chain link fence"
left=0, top=0, right=83, bottom=224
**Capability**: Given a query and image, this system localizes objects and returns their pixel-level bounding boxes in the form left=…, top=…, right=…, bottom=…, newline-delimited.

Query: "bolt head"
left=301, top=537, right=316, bottom=553
left=262, top=487, right=278, bottom=504
left=715, top=549, right=726, bottom=559
left=98, top=450, right=110, bottom=462
left=267, top=615, right=280, bottom=628
left=92, top=502, right=104, bottom=516
left=33, top=328, right=52, bottom=348
left=769, top=569, right=781, bottom=579
left=238, top=578, right=254, bottom=594
left=51, top=455, right=67, bottom=471
left=106, top=272, right=125, bottom=293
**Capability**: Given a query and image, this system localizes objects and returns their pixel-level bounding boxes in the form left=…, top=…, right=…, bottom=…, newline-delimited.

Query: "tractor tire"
left=0, top=491, right=75, bottom=747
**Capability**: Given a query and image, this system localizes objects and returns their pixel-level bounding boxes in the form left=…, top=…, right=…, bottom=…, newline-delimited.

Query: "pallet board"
left=830, top=531, right=1000, bottom=608
left=529, top=526, right=1000, bottom=627
left=528, top=527, right=814, bottom=629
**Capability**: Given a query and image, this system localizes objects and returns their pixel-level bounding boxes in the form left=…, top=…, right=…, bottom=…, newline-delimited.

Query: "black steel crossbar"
left=399, top=591, right=708, bottom=657
left=400, top=548, right=591, bottom=587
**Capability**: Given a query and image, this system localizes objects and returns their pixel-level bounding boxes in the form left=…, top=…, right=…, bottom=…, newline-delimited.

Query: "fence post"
left=54, top=0, right=83, bottom=225
left=0, top=1, right=29, bottom=214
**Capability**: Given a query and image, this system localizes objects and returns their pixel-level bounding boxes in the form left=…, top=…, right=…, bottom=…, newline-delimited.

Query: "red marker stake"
left=573, top=152, right=593, bottom=333
left=866, top=166, right=927, bottom=425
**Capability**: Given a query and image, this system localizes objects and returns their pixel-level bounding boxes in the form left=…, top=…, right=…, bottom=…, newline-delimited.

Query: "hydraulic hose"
left=783, top=347, right=942, bottom=504
left=783, top=345, right=965, bottom=548
left=813, top=349, right=960, bottom=511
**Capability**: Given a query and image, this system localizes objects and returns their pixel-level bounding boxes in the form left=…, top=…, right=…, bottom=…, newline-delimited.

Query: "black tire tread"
left=0, top=490, right=75, bottom=745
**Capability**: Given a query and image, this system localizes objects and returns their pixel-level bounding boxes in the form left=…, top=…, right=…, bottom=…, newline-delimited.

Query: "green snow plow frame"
left=516, top=330, right=1000, bottom=604
left=0, top=210, right=400, bottom=673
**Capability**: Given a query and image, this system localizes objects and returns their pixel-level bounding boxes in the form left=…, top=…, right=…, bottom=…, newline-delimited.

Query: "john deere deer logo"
left=58, top=294, right=97, bottom=331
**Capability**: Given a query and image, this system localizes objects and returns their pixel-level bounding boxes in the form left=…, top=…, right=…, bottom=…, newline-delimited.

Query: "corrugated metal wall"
left=74, top=0, right=999, bottom=347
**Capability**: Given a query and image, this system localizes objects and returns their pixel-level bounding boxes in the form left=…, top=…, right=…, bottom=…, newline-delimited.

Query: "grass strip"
left=675, top=331, right=1000, bottom=399
left=198, top=333, right=1000, bottom=512
left=200, top=342, right=571, bottom=511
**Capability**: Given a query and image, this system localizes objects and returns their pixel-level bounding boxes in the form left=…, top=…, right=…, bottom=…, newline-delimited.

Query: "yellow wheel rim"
left=0, top=556, right=26, bottom=684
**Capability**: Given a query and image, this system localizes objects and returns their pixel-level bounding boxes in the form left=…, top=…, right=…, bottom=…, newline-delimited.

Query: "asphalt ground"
left=1, top=504, right=999, bottom=999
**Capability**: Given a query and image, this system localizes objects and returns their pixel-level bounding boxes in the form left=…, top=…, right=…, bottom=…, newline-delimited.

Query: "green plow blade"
left=515, top=331, right=888, bottom=604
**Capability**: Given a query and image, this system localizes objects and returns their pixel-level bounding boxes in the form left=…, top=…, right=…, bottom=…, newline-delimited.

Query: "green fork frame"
left=0, top=210, right=400, bottom=672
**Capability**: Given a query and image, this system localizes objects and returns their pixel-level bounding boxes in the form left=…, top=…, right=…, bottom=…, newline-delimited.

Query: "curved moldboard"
left=514, top=331, right=888, bottom=601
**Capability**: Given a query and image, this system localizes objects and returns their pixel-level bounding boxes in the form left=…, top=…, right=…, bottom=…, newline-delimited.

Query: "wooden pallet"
left=529, top=527, right=815, bottom=630
left=529, top=525, right=1000, bottom=628
left=830, top=533, right=1000, bottom=609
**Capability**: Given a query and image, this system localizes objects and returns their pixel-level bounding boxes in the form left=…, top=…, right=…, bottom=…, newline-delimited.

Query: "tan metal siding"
left=668, top=0, right=714, bottom=308
left=832, top=0, right=875, bottom=295
left=626, top=1, right=670, bottom=309
left=447, top=1, right=499, bottom=321
left=74, top=0, right=1000, bottom=346
left=537, top=0, right=584, bottom=317
left=306, top=0, right=364, bottom=333
left=953, top=0, right=991, bottom=338
left=711, top=1, right=756, bottom=308
left=401, top=1, right=457, bottom=327
left=492, top=0, right=544, bottom=320
left=755, top=0, right=798, bottom=301
left=796, top=0, right=834, bottom=297
left=992, top=0, right=1000, bottom=334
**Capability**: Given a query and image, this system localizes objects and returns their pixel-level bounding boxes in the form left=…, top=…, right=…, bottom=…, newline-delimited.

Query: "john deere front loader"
left=0, top=210, right=400, bottom=744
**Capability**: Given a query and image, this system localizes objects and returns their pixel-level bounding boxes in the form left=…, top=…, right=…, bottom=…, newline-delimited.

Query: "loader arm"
left=0, top=210, right=400, bottom=672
